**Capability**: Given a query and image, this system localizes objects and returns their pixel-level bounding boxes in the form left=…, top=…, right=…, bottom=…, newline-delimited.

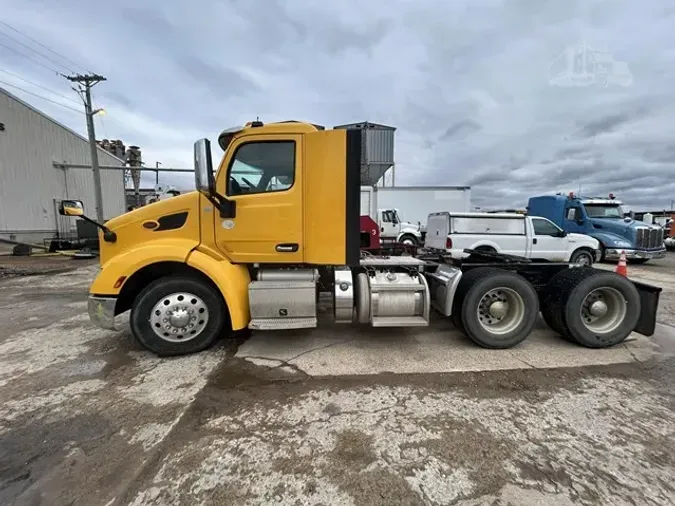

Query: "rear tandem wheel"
left=540, top=267, right=640, bottom=348
left=452, top=267, right=539, bottom=349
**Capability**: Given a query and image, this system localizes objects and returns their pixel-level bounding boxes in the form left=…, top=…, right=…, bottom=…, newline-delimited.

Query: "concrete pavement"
left=1, top=255, right=674, bottom=505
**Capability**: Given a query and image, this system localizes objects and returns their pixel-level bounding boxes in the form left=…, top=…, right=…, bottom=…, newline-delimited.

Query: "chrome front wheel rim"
left=150, top=292, right=209, bottom=342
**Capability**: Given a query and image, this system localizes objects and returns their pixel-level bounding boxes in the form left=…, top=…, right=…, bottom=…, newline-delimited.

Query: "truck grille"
left=636, top=227, right=664, bottom=249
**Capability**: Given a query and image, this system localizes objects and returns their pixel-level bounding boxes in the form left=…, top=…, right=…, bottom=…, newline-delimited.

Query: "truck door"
left=379, top=209, right=399, bottom=239
left=530, top=217, right=567, bottom=261
left=564, top=204, right=586, bottom=234
left=214, top=135, right=303, bottom=263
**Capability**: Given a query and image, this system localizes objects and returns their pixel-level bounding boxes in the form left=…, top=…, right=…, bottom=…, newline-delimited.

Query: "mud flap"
left=631, top=281, right=662, bottom=336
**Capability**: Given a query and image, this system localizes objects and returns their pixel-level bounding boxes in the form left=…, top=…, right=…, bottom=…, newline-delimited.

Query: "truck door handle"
left=381, top=227, right=384, bottom=232
left=275, top=243, right=298, bottom=253
left=533, top=238, right=538, bottom=244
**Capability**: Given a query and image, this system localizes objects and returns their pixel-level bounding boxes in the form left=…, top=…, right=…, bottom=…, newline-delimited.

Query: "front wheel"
left=570, top=248, right=594, bottom=266
left=130, top=276, right=229, bottom=356
left=398, top=234, right=418, bottom=247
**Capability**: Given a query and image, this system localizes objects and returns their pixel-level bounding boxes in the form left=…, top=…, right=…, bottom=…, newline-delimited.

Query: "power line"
left=0, top=20, right=90, bottom=74
left=0, top=27, right=74, bottom=74
left=0, top=68, right=81, bottom=105
left=0, top=40, right=63, bottom=75
left=0, top=79, right=83, bottom=114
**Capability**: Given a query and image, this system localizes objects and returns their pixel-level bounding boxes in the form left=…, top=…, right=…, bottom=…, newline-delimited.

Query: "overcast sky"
left=2, top=0, right=674, bottom=210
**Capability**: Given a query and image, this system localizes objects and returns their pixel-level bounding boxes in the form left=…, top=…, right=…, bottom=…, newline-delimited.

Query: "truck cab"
left=527, top=193, right=666, bottom=263
left=377, top=208, right=424, bottom=246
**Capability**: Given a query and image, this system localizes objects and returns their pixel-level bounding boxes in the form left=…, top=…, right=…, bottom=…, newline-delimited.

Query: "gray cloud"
left=1, top=0, right=674, bottom=211
left=174, top=56, right=259, bottom=97
left=440, top=120, right=482, bottom=141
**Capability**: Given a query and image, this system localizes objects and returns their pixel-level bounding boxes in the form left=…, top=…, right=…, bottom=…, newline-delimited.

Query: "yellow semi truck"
left=59, top=120, right=662, bottom=356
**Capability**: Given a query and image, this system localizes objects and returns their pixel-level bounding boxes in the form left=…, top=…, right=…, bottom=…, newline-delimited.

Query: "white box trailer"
left=375, top=186, right=472, bottom=228
left=360, top=185, right=472, bottom=246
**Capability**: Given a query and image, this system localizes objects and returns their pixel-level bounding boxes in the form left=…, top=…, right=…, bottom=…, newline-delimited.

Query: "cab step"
left=248, top=317, right=318, bottom=330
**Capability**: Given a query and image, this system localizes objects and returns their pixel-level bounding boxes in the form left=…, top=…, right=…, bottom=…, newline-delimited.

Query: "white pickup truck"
left=424, top=212, right=601, bottom=265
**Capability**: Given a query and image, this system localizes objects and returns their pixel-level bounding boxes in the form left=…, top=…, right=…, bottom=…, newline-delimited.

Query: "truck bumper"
left=88, top=295, right=117, bottom=330
left=604, top=248, right=667, bottom=261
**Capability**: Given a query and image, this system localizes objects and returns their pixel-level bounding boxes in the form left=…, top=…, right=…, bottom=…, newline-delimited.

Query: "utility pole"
left=65, top=73, right=107, bottom=223
left=155, top=161, right=161, bottom=185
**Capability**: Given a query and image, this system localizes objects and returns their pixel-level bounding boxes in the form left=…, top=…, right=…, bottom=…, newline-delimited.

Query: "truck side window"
left=226, top=141, right=295, bottom=196
left=532, top=218, right=562, bottom=236
left=381, top=211, right=393, bottom=223
left=566, top=208, right=576, bottom=220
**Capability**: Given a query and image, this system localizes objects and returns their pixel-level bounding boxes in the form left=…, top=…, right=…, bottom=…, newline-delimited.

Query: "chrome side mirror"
left=59, top=199, right=84, bottom=217
left=194, top=138, right=215, bottom=194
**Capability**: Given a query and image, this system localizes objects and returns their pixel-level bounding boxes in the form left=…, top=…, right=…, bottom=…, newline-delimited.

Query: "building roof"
left=0, top=86, right=125, bottom=164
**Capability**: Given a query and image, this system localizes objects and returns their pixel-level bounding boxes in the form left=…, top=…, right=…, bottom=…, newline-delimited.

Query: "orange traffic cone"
left=615, top=250, right=628, bottom=277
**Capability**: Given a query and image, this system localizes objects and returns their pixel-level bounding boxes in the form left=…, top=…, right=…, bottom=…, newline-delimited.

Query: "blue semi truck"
left=527, top=193, right=666, bottom=263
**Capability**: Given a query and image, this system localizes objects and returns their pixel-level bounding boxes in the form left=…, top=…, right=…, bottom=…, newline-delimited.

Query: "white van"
left=424, top=212, right=601, bottom=265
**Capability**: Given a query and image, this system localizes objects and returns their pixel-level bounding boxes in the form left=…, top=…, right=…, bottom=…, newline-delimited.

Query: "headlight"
left=613, top=240, right=632, bottom=248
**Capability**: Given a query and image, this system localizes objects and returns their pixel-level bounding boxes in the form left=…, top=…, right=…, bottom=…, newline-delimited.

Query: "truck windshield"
left=583, top=204, right=624, bottom=218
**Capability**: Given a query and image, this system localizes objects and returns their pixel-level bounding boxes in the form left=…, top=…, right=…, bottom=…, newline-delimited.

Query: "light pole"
left=65, top=73, right=107, bottom=223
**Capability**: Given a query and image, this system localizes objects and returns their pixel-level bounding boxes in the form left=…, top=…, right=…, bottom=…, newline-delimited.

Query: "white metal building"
left=0, top=87, right=126, bottom=246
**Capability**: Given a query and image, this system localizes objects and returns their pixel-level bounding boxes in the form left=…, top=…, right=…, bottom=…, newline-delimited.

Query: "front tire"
left=130, top=276, right=229, bottom=356
left=398, top=234, right=418, bottom=247
left=570, top=248, right=594, bottom=266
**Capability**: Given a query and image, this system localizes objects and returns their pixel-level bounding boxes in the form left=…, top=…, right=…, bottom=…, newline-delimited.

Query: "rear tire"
left=453, top=267, right=539, bottom=348
left=540, top=268, right=592, bottom=341
left=130, top=276, right=229, bottom=356
left=543, top=268, right=640, bottom=348
left=564, top=271, right=640, bottom=348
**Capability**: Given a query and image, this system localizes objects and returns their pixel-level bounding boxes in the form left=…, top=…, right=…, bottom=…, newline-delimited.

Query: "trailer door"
left=360, top=187, right=374, bottom=218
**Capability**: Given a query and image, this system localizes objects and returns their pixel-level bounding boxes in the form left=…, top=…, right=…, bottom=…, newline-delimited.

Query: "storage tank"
left=333, top=122, right=395, bottom=186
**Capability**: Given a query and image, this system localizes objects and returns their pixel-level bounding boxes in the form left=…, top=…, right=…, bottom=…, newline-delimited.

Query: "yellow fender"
left=186, top=249, right=251, bottom=330
left=91, top=239, right=199, bottom=294
left=90, top=239, right=251, bottom=331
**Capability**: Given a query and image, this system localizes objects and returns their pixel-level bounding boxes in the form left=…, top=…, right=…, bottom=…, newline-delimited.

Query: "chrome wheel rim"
left=576, top=254, right=591, bottom=266
left=477, top=287, right=525, bottom=335
left=580, top=287, right=626, bottom=334
left=401, top=238, right=415, bottom=246
left=150, top=292, right=209, bottom=342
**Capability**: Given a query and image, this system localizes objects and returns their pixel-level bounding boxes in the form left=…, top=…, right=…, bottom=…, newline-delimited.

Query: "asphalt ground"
left=1, top=253, right=674, bottom=505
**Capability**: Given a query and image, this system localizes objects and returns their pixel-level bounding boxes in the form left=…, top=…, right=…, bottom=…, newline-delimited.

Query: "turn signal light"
left=445, top=237, right=453, bottom=249
left=113, top=276, right=127, bottom=289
